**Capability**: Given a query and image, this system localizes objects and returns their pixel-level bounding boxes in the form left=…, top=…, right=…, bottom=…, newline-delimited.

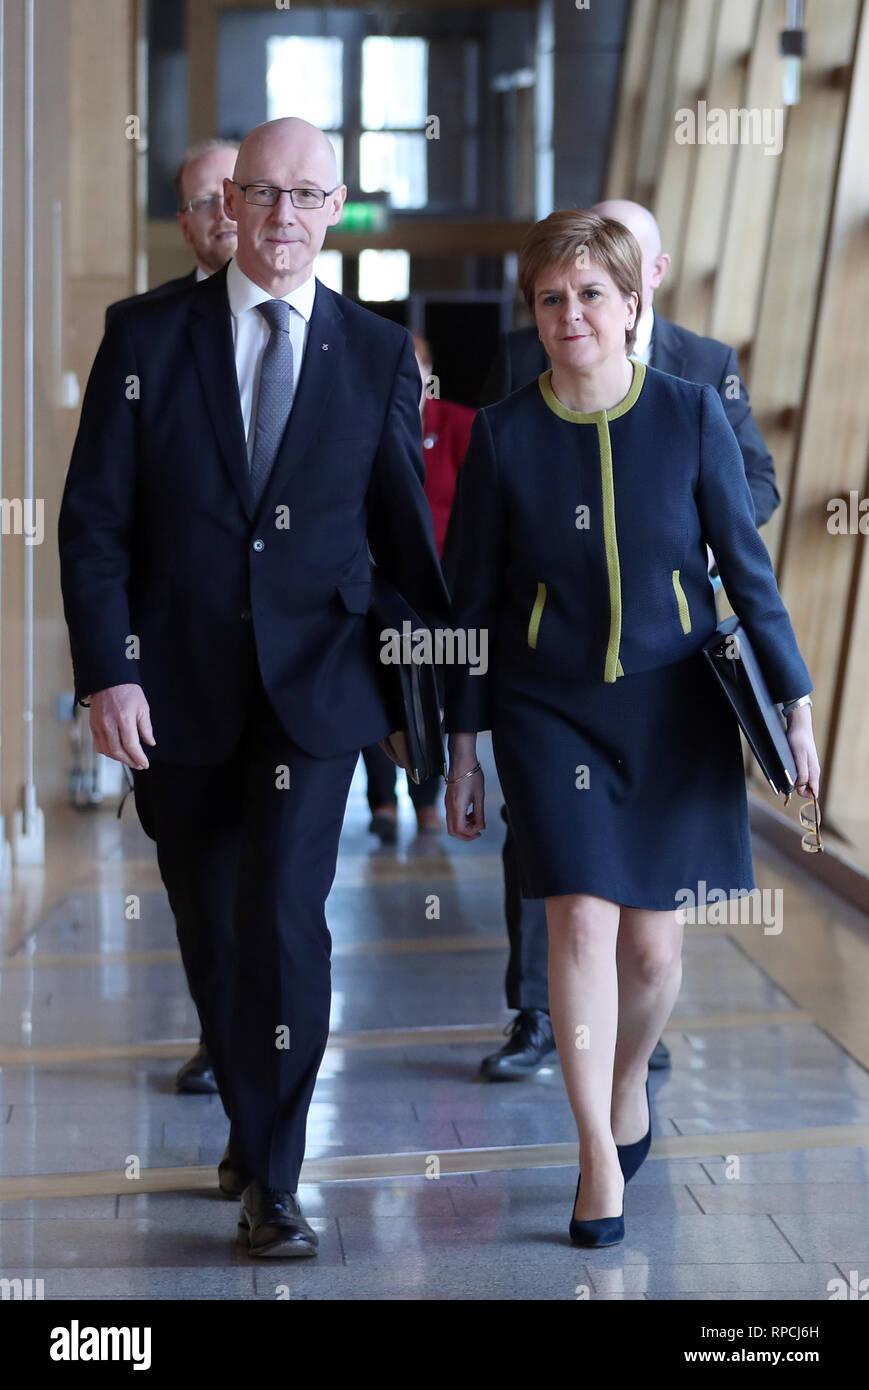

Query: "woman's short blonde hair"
left=518, top=210, right=643, bottom=356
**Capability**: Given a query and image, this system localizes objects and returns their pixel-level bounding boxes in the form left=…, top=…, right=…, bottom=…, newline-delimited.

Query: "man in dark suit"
left=105, top=138, right=239, bottom=1098
left=59, top=117, right=448, bottom=1257
left=105, top=138, right=238, bottom=327
left=477, top=197, right=780, bottom=1081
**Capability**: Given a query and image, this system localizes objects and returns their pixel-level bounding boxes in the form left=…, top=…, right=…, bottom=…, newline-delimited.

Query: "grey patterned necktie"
left=249, top=299, right=294, bottom=507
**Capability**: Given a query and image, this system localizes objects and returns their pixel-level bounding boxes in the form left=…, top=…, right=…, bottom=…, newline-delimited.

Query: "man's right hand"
left=88, top=684, right=156, bottom=769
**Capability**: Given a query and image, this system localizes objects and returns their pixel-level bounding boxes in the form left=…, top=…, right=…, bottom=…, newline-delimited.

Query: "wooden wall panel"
left=605, top=0, right=660, bottom=201
left=831, top=444, right=869, bottom=851
left=186, top=0, right=218, bottom=146
left=707, top=0, right=783, bottom=353
left=780, top=0, right=869, bottom=817
left=668, top=0, right=759, bottom=332
left=68, top=0, right=135, bottom=279
left=651, top=0, right=717, bottom=272
left=1, top=0, right=137, bottom=826
left=605, top=0, right=869, bottom=869
left=632, top=0, right=681, bottom=209
left=749, top=0, right=859, bottom=575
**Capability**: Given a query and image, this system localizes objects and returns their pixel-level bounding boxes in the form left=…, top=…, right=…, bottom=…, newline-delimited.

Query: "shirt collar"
left=634, top=306, right=655, bottom=364
left=195, top=265, right=209, bottom=282
left=226, top=256, right=317, bottom=323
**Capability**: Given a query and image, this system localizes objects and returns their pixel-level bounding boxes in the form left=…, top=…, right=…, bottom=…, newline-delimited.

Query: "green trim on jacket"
left=537, top=359, right=646, bottom=681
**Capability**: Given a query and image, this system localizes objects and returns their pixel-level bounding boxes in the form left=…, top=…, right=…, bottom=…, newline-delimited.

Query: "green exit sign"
left=340, top=201, right=389, bottom=233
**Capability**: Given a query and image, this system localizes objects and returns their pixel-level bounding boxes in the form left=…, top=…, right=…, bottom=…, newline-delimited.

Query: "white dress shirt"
left=633, top=306, right=655, bottom=366
left=225, top=256, right=317, bottom=459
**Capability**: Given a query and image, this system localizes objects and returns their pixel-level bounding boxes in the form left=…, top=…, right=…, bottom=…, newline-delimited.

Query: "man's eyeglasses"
left=798, top=793, right=824, bottom=854
left=180, top=193, right=228, bottom=215
left=234, top=182, right=339, bottom=209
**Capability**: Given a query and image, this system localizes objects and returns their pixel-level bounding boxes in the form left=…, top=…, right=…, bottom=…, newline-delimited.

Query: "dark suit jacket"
left=60, top=264, right=449, bottom=763
left=445, top=363, right=810, bottom=735
left=105, top=269, right=198, bottom=331
left=479, top=316, right=779, bottom=526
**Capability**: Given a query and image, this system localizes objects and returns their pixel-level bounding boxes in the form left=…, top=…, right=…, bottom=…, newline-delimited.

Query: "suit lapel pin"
left=321, top=342, right=329, bottom=350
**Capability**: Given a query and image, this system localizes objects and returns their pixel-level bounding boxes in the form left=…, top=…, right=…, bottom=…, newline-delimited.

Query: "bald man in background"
left=475, top=198, right=779, bottom=1081
left=60, top=117, right=448, bottom=1256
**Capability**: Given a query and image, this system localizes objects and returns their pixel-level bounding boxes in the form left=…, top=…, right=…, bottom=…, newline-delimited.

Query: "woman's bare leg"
left=546, top=892, right=623, bottom=1220
left=611, top=908, right=684, bottom=1143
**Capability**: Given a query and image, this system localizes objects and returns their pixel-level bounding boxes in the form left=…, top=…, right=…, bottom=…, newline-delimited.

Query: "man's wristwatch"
left=781, top=694, right=812, bottom=718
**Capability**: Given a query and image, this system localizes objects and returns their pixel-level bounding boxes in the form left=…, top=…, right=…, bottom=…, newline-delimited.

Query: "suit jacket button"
left=240, top=609, right=251, bottom=621
left=252, top=539, right=265, bottom=552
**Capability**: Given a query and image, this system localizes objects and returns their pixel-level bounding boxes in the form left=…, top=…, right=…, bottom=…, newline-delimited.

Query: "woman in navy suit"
left=444, top=211, right=820, bottom=1248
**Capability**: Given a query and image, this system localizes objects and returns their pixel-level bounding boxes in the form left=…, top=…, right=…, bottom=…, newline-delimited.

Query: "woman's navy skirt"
left=491, top=650, right=754, bottom=909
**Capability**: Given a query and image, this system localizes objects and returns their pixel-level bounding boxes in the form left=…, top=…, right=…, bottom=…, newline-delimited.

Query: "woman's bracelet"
left=782, top=694, right=812, bottom=718
left=445, top=761, right=482, bottom=784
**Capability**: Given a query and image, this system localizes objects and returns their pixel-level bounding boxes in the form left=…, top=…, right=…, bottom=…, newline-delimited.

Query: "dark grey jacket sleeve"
left=716, top=347, right=780, bottom=527
left=696, top=386, right=810, bottom=705
left=479, top=341, right=512, bottom=408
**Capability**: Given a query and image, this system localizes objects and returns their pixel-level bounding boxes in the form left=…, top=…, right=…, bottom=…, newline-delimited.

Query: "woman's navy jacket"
left=444, top=361, right=812, bottom=734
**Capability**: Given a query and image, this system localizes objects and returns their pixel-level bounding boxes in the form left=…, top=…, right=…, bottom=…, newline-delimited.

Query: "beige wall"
left=1, top=0, right=137, bottom=829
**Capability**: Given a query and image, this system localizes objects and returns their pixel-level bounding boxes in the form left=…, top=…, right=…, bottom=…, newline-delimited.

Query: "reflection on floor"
left=1, top=735, right=868, bottom=1300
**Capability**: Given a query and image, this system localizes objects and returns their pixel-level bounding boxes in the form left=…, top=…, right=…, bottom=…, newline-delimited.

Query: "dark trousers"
left=500, top=803, right=549, bottom=1012
left=133, top=667, right=357, bottom=1191
left=361, top=742, right=440, bottom=810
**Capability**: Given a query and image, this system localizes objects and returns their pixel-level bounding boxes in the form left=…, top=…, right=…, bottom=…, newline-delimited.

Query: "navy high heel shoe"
left=617, top=1078, right=651, bottom=1184
left=568, top=1172, right=625, bottom=1248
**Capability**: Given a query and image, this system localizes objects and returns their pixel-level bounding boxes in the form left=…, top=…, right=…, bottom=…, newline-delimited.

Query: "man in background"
left=476, top=197, right=780, bottom=1081
left=106, top=138, right=238, bottom=326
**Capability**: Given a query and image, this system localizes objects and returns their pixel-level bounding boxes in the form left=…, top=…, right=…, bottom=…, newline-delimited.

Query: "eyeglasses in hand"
left=798, top=793, right=824, bottom=854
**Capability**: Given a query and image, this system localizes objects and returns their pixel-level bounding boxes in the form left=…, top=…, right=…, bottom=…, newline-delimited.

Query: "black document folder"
left=368, top=571, right=446, bottom=785
left=702, top=616, right=798, bottom=797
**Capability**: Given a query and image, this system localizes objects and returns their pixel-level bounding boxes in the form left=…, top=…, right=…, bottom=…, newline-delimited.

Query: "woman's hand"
left=445, top=733, right=486, bottom=840
left=786, top=705, right=821, bottom=797
left=379, top=734, right=403, bottom=767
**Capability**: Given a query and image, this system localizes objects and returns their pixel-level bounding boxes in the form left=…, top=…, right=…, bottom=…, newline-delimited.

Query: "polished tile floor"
left=1, top=735, right=869, bottom=1300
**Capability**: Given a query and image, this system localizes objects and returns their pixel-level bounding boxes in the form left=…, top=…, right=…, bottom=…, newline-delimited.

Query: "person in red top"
left=416, top=334, right=476, bottom=556
left=364, top=334, right=476, bottom=841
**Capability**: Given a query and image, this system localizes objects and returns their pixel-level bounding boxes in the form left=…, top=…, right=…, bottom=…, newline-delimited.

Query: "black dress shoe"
left=369, top=810, right=398, bottom=844
left=569, top=1173, right=625, bottom=1248
left=217, top=1143, right=248, bottom=1199
left=480, top=1009, right=556, bottom=1081
left=238, top=1180, right=318, bottom=1258
left=617, top=1078, right=652, bottom=1184
left=175, top=1043, right=218, bottom=1094
left=648, top=1038, right=671, bottom=1071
